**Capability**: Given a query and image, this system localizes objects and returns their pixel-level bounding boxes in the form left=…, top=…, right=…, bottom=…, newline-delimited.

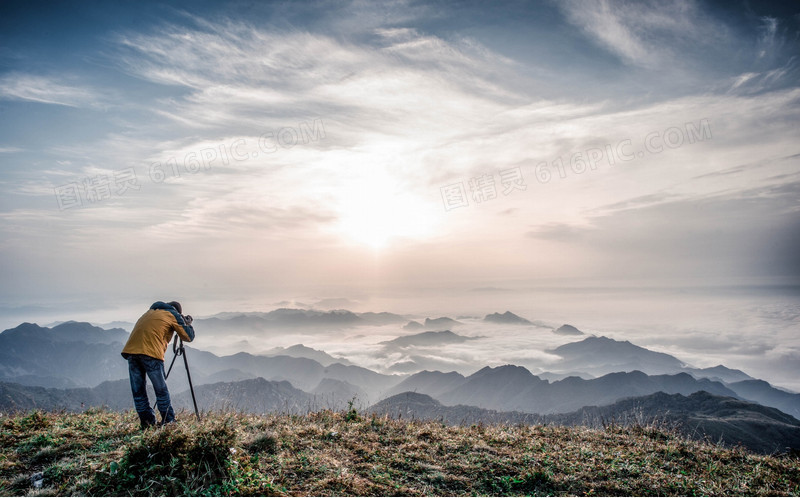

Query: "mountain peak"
left=549, top=336, right=685, bottom=377
left=381, top=330, right=471, bottom=348
left=553, top=324, right=584, bottom=336
left=469, top=364, right=536, bottom=381
left=387, top=391, right=441, bottom=405
left=1, top=321, right=128, bottom=346
left=264, top=344, right=353, bottom=367
left=423, top=317, right=462, bottom=328
left=4, top=322, right=45, bottom=333
left=369, top=391, right=444, bottom=418
left=484, top=311, right=532, bottom=325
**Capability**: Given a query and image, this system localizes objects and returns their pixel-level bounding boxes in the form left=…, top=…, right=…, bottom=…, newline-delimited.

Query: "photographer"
left=121, top=301, right=195, bottom=429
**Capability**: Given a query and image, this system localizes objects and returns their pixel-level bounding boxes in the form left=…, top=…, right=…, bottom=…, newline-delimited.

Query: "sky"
left=1, top=0, right=799, bottom=326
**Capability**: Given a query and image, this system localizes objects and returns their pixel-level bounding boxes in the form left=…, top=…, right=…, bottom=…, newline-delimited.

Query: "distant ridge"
left=484, top=311, right=532, bottom=325
left=685, top=364, right=754, bottom=384
left=385, top=370, right=466, bottom=399
left=551, top=390, right=800, bottom=454
left=263, top=344, right=353, bottom=366
left=727, top=379, right=800, bottom=419
left=403, top=320, right=425, bottom=331
left=0, top=322, right=129, bottom=388
left=424, top=317, right=462, bottom=328
left=0, top=377, right=316, bottom=414
left=549, top=336, right=685, bottom=376
left=369, top=391, right=542, bottom=425
left=369, top=390, right=800, bottom=454
left=392, top=366, right=741, bottom=415
left=553, top=324, right=583, bottom=335
left=380, top=330, right=472, bottom=348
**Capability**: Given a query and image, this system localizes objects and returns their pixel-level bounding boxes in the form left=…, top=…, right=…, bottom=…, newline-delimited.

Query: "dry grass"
left=1, top=408, right=798, bottom=496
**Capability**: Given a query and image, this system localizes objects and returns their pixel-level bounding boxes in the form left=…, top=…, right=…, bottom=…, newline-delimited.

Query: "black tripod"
left=156, top=335, right=200, bottom=421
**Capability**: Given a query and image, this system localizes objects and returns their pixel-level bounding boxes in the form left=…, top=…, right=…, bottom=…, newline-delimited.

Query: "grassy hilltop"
left=1, top=408, right=799, bottom=496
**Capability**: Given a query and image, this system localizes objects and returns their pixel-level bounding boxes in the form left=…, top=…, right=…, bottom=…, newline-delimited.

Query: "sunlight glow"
left=335, top=169, right=439, bottom=249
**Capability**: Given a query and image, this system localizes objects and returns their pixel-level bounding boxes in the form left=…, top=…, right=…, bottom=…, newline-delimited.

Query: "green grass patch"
left=0, top=408, right=798, bottom=496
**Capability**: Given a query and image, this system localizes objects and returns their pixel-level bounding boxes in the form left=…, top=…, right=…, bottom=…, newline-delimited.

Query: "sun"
left=335, top=169, right=438, bottom=249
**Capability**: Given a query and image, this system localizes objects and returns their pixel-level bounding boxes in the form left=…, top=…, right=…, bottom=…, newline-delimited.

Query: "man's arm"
left=167, top=310, right=195, bottom=342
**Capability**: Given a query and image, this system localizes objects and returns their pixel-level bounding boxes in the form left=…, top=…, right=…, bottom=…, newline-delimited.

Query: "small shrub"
left=246, top=433, right=278, bottom=455
left=20, top=411, right=51, bottom=431
left=345, top=398, right=360, bottom=423
left=91, top=417, right=238, bottom=495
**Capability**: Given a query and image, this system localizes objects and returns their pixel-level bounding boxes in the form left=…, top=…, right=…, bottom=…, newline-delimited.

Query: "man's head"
left=167, top=301, right=183, bottom=314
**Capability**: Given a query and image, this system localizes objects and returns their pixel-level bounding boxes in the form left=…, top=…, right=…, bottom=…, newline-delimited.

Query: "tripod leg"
left=165, top=348, right=179, bottom=380
left=182, top=346, right=200, bottom=421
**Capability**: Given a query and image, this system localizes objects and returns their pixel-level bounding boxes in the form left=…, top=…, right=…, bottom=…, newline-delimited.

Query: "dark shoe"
left=138, top=412, right=157, bottom=430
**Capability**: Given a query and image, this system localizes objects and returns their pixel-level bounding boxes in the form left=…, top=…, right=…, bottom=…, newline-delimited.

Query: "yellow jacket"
left=121, top=302, right=195, bottom=361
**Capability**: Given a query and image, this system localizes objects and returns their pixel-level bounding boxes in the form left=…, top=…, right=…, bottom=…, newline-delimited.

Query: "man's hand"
left=184, top=314, right=193, bottom=325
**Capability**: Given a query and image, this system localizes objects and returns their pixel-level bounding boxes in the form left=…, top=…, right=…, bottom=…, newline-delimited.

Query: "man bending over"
left=121, top=301, right=195, bottom=429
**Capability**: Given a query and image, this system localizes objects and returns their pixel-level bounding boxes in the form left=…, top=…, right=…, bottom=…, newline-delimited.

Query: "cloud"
left=144, top=196, right=336, bottom=240
left=728, top=60, right=798, bottom=94
left=556, top=0, right=724, bottom=69
left=0, top=73, right=100, bottom=107
left=527, top=178, right=800, bottom=279
left=756, top=16, right=779, bottom=60
left=731, top=72, right=759, bottom=90
left=92, top=17, right=540, bottom=249
left=1, top=2, right=799, bottom=326
left=9, top=39, right=799, bottom=289
left=113, top=19, right=520, bottom=137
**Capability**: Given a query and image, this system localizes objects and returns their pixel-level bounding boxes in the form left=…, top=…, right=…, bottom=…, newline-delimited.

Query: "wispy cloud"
left=0, top=73, right=100, bottom=107
left=728, top=61, right=797, bottom=94
left=100, top=18, right=540, bottom=248
left=557, top=0, right=713, bottom=68
left=11, top=16, right=799, bottom=261
left=731, top=72, right=759, bottom=90
left=756, top=16, right=779, bottom=60
left=113, top=19, right=520, bottom=135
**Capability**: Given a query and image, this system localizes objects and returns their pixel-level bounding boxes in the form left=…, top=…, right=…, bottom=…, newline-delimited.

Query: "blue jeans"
left=127, top=354, right=175, bottom=428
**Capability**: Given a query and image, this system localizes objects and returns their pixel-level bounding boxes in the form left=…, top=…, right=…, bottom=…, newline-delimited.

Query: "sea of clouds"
left=184, top=285, right=800, bottom=392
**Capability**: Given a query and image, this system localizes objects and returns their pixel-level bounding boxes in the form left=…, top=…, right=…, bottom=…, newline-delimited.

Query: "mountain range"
left=194, top=308, right=407, bottom=340
left=0, top=322, right=130, bottom=388
left=549, top=335, right=687, bottom=376
left=0, top=320, right=403, bottom=402
left=391, top=366, right=745, bottom=414
left=380, top=330, right=473, bottom=348
left=263, top=344, right=354, bottom=366
left=548, top=390, right=800, bottom=454
left=0, top=377, right=316, bottom=415
left=368, top=390, right=800, bottom=454
left=1, top=315, right=799, bottom=454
